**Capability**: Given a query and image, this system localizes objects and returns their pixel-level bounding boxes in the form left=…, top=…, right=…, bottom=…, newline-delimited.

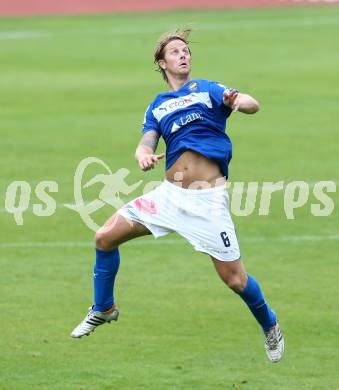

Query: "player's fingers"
left=140, top=158, right=151, bottom=171
left=140, top=154, right=163, bottom=171
left=232, top=104, right=239, bottom=113
left=152, top=153, right=164, bottom=163
left=146, top=160, right=156, bottom=171
left=227, top=90, right=237, bottom=101
left=140, top=161, right=148, bottom=171
left=230, top=99, right=237, bottom=108
left=146, top=156, right=155, bottom=166
left=230, top=91, right=238, bottom=100
left=231, top=96, right=238, bottom=105
left=146, top=161, right=154, bottom=170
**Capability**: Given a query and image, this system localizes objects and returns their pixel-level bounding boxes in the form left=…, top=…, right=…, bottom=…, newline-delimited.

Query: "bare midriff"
left=166, top=150, right=226, bottom=189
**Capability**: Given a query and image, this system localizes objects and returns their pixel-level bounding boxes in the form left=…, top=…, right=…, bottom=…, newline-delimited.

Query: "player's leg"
left=71, top=214, right=151, bottom=338
left=93, top=213, right=151, bottom=312
left=211, top=257, right=284, bottom=362
left=211, top=257, right=276, bottom=328
left=96, top=212, right=151, bottom=251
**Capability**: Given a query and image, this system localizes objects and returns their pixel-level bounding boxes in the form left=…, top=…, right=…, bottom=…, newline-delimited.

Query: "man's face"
left=160, top=39, right=191, bottom=78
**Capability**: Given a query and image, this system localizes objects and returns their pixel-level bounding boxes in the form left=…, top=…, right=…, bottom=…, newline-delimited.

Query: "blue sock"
left=93, top=248, right=120, bottom=312
left=239, top=274, right=276, bottom=332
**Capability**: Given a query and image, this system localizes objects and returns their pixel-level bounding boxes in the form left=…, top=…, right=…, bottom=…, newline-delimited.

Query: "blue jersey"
left=142, top=79, right=236, bottom=178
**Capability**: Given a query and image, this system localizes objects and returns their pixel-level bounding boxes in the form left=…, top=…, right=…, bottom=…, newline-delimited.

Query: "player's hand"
left=223, top=90, right=239, bottom=112
left=138, top=153, right=165, bottom=171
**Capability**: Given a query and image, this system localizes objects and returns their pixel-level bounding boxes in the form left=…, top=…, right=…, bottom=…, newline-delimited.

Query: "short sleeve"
left=142, top=104, right=160, bottom=134
left=209, top=81, right=239, bottom=117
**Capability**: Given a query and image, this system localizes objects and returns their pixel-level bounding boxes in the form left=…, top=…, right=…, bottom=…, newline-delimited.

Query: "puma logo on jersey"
left=159, top=98, right=192, bottom=112
left=153, top=92, right=212, bottom=122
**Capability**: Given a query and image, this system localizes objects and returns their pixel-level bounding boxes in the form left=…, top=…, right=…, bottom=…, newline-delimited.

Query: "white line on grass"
left=0, top=234, right=338, bottom=249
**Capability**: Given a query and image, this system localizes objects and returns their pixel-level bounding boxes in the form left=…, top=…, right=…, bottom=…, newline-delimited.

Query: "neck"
left=167, top=75, right=191, bottom=91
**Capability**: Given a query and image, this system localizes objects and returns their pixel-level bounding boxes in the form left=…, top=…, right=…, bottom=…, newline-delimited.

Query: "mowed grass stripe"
left=1, top=14, right=339, bottom=41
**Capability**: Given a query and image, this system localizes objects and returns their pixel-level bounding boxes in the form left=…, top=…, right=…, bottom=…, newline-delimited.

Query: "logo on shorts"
left=134, top=198, right=157, bottom=214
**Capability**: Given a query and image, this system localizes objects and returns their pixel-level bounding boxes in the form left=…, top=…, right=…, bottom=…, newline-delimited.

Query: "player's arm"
left=223, top=90, right=260, bottom=114
left=135, top=130, right=164, bottom=171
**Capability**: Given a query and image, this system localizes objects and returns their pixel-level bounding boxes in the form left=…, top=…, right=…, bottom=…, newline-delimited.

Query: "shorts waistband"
left=163, top=180, right=227, bottom=195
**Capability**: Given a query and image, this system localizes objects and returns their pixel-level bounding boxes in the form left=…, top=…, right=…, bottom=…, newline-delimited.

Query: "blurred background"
left=1, top=1, right=338, bottom=389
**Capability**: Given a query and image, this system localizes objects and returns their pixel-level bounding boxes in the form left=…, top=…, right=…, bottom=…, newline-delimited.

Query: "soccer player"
left=71, top=29, right=284, bottom=363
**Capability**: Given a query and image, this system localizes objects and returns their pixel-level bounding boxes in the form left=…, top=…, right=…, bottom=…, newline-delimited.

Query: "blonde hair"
left=154, top=28, right=192, bottom=83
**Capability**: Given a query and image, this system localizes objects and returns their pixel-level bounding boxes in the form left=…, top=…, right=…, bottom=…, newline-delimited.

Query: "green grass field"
left=1, top=5, right=339, bottom=389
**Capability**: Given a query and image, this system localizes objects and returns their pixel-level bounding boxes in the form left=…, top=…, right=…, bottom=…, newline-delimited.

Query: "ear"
left=158, top=59, right=167, bottom=70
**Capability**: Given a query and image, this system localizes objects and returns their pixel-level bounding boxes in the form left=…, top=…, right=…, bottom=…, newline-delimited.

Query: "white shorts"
left=117, top=180, right=240, bottom=261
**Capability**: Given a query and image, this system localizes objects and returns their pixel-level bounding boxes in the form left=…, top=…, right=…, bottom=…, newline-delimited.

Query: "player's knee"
left=95, top=231, right=117, bottom=251
left=226, top=275, right=246, bottom=294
